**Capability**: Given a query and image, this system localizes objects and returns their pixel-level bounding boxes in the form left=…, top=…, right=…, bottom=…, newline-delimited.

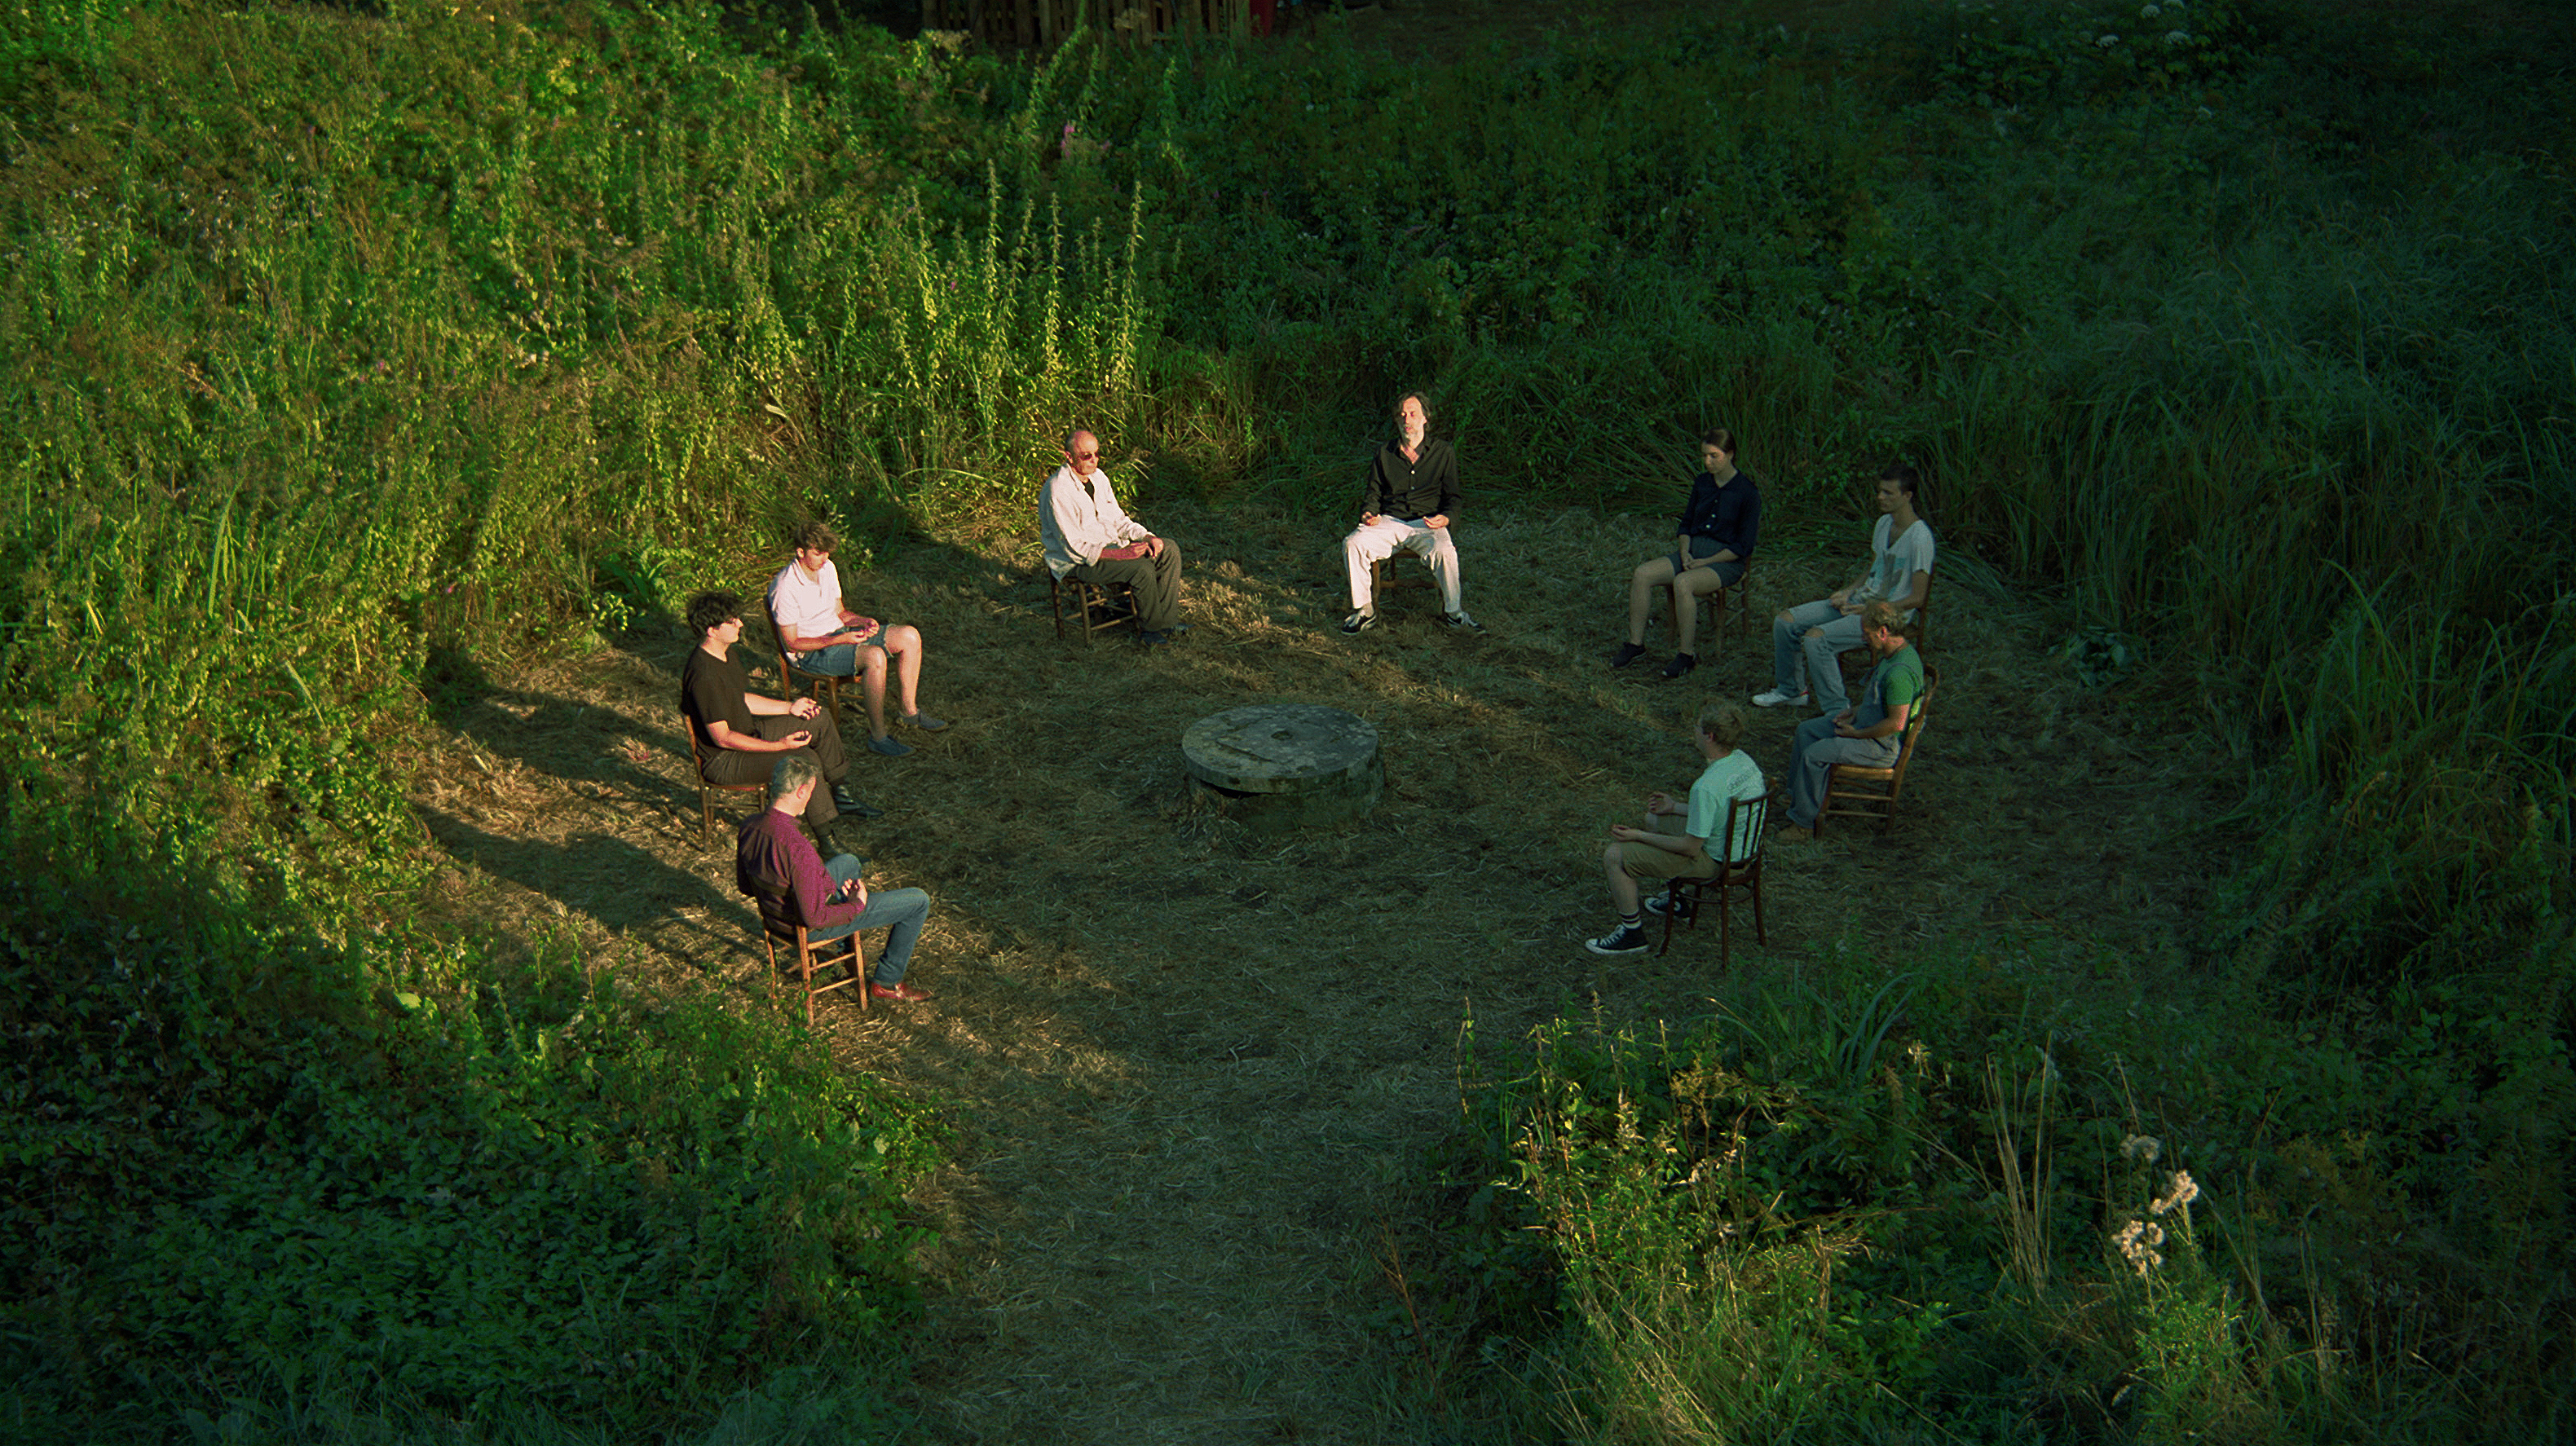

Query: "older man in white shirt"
left=1039, top=429, right=1187, bottom=646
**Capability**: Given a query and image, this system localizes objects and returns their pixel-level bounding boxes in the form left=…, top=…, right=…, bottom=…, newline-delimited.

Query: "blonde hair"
left=1696, top=700, right=1747, bottom=749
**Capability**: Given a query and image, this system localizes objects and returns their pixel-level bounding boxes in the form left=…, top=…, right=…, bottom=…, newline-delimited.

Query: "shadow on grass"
left=416, top=806, right=748, bottom=952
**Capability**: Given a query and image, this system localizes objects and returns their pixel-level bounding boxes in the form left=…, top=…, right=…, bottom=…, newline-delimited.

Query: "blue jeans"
left=1772, top=600, right=1867, bottom=714
left=808, top=853, right=931, bottom=986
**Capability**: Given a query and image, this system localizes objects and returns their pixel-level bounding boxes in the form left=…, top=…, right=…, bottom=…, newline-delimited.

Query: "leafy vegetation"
left=1, top=0, right=2569, bottom=1437
left=1452, top=930, right=2574, bottom=1440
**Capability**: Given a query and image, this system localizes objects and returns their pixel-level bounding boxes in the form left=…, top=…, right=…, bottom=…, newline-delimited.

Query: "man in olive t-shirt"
left=681, top=589, right=875, bottom=847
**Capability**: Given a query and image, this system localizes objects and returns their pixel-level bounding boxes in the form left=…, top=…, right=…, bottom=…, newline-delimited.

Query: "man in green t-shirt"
left=1780, top=600, right=1922, bottom=840
left=1586, top=701, right=1767, bottom=956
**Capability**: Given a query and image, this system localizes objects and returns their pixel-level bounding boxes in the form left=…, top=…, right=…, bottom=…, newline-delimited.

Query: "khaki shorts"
left=1619, top=840, right=1718, bottom=883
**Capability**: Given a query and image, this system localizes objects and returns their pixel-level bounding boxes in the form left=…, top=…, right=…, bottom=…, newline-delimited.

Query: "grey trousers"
left=1785, top=713, right=1899, bottom=828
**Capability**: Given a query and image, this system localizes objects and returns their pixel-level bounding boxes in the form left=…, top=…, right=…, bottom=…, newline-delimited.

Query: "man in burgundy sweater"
left=736, top=752, right=933, bottom=1004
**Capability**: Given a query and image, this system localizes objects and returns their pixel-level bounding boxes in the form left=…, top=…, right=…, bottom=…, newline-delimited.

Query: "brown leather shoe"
left=868, top=981, right=932, bottom=1003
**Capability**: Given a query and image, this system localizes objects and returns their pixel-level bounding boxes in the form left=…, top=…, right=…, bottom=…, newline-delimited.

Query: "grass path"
left=400, top=496, right=2227, bottom=1441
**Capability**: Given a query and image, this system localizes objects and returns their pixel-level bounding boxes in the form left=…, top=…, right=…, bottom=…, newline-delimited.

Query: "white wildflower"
left=2113, top=1219, right=2167, bottom=1276
left=2166, top=29, right=2191, bottom=44
left=2097, top=33, right=2120, bottom=46
left=2121, top=1134, right=2163, bottom=1165
left=2142, top=2, right=2159, bottom=16
left=2151, top=1170, right=2201, bottom=1215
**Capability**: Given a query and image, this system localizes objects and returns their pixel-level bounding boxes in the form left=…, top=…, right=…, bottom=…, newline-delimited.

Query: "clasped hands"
left=1608, top=791, right=1683, bottom=843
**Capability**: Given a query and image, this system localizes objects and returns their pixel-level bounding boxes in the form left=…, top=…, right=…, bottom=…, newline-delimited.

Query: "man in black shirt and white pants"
left=1340, top=393, right=1480, bottom=634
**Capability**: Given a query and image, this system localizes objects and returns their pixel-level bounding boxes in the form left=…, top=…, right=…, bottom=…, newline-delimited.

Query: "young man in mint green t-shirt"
left=1587, top=701, right=1767, bottom=956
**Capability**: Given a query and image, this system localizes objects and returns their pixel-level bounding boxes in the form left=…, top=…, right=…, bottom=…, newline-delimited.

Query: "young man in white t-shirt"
left=768, top=522, right=946, bottom=758
left=1586, top=701, right=1767, bottom=956
left=1753, top=463, right=1934, bottom=717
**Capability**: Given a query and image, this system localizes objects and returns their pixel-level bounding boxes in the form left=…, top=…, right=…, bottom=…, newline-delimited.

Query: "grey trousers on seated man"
left=1072, top=542, right=1186, bottom=633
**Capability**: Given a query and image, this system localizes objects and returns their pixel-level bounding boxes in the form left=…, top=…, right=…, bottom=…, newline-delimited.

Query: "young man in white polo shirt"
left=768, top=522, right=946, bottom=758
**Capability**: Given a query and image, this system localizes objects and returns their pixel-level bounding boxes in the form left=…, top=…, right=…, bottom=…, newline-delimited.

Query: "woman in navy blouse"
left=1611, top=429, right=1761, bottom=680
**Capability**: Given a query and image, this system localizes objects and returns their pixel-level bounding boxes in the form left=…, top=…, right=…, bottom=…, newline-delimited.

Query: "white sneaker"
left=1752, top=686, right=1810, bottom=709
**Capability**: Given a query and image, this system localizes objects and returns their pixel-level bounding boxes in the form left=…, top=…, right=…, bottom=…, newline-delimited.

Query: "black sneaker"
left=1585, top=924, right=1651, bottom=956
left=830, top=784, right=884, bottom=819
left=1662, top=651, right=1697, bottom=679
left=1644, top=890, right=1696, bottom=920
left=1610, top=641, right=1647, bottom=668
left=1340, top=611, right=1377, bottom=635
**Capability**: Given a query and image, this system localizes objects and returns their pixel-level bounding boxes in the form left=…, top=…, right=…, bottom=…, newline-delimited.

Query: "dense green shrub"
left=1458, top=935, right=2576, bottom=1441
left=0, top=811, right=939, bottom=1437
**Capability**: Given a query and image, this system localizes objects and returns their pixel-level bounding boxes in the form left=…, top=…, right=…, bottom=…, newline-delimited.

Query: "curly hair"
left=685, top=590, right=742, bottom=637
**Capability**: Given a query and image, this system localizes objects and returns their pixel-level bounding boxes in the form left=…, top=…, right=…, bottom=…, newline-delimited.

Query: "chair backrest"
left=686, top=707, right=716, bottom=778
left=1718, top=791, right=1768, bottom=865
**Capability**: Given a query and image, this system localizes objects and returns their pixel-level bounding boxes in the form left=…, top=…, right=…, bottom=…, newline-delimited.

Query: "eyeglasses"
left=1071, top=451, right=1099, bottom=463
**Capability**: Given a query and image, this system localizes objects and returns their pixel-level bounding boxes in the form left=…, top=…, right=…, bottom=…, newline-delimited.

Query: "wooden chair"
left=759, top=917, right=869, bottom=1024
left=769, top=604, right=845, bottom=716
left=687, top=715, right=764, bottom=847
left=1051, top=573, right=1137, bottom=641
left=1666, top=558, right=1758, bottom=657
left=1656, top=794, right=1768, bottom=966
left=1820, top=664, right=1939, bottom=835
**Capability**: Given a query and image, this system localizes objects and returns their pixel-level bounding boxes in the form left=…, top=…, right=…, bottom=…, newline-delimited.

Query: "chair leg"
left=1752, top=871, right=1767, bottom=946
left=701, top=789, right=715, bottom=847
left=1717, top=876, right=1733, bottom=968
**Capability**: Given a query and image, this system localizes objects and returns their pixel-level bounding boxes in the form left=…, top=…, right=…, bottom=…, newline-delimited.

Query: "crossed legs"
left=1770, top=601, right=1866, bottom=713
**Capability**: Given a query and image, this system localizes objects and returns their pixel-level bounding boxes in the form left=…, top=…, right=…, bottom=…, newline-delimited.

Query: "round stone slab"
left=1182, top=703, right=1383, bottom=831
